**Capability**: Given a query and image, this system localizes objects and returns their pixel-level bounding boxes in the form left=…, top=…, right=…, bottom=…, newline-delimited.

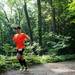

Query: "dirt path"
left=1, top=61, right=75, bottom=75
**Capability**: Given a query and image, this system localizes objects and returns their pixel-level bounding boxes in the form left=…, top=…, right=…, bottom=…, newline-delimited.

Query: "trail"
left=1, top=61, right=75, bottom=75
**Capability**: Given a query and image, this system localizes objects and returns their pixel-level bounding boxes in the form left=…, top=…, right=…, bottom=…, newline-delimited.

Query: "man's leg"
left=20, top=55, right=28, bottom=70
left=17, top=53, right=23, bottom=65
left=20, top=49, right=28, bottom=70
left=18, top=59, right=23, bottom=66
left=17, top=53, right=24, bottom=71
left=17, top=50, right=28, bottom=71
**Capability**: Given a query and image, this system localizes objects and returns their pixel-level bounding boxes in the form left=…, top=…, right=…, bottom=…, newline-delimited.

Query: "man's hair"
left=15, top=26, right=21, bottom=30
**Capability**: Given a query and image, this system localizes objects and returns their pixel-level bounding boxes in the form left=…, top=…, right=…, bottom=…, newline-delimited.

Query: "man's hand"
left=26, top=35, right=30, bottom=40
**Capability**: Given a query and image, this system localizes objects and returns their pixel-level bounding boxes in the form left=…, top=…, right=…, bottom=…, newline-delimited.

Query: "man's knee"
left=17, top=55, right=23, bottom=60
left=17, top=54, right=21, bottom=59
left=17, top=56, right=20, bottom=60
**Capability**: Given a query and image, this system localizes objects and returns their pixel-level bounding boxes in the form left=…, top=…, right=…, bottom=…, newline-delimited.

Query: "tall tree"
left=24, top=2, right=33, bottom=45
left=48, top=0, right=56, bottom=32
left=37, top=0, right=42, bottom=46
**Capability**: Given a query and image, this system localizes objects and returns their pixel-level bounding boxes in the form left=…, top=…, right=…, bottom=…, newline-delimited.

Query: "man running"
left=12, top=26, right=30, bottom=71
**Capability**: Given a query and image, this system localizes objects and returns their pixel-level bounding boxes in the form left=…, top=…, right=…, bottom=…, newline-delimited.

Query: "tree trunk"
left=48, top=0, right=56, bottom=32
left=37, top=0, right=42, bottom=46
left=24, top=2, right=33, bottom=45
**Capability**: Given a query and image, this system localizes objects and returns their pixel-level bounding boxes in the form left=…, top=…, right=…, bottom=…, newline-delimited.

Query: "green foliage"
left=25, top=55, right=42, bottom=65
left=65, top=0, right=75, bottom=48
left=68, top=1, right=75, bottom=13
left=2, top=44, right=14, bottom=56
left=25, top=42, right=42, bottom=55
left=6, top=56, right=20, bottom=69
left=0, top=55, right=7, bottom=72
left=3, top=44, right=12, bottom=51
left=25, top=32, right=70, bottom=55
left=42, top=32, right=70, bottom=54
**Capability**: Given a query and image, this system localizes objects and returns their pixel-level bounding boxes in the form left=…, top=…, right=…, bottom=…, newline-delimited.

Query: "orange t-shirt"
left=13, top=33, right=28, bottom=49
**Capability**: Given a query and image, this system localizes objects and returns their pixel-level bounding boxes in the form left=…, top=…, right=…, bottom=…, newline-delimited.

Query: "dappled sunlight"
left=51, top=68, right=75, bottom=73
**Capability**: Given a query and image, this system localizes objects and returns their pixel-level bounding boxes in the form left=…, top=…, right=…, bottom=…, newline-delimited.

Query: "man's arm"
left=26, top=34, right=30, bottom=40
left=24, top=33, right=30, bottom=41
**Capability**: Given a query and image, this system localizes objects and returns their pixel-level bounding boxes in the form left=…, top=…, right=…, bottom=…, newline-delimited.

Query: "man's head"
left=14, top=26, right=21, bottom=33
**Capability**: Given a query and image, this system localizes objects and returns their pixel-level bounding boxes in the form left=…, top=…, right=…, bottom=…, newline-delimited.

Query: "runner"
left=12, top=26, right=30, bottom=71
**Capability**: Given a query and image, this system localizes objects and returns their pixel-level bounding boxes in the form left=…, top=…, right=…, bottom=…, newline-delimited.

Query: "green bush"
left=25, top=55, right=42, bottom=65
left=25, top=42, right=42, bottom=55
left=2, top=44, right=14, bottom=56
left=42, top=32, right=70, bottom=55
left=0, top=55, right=7, bottom=72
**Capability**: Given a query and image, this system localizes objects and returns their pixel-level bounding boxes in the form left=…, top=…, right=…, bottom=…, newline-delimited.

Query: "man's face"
left=16, top=29, right=21, bottom=33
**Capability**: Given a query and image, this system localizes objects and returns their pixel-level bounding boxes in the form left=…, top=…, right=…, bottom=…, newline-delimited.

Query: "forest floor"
left=1, top=61, right=75, bottom=75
